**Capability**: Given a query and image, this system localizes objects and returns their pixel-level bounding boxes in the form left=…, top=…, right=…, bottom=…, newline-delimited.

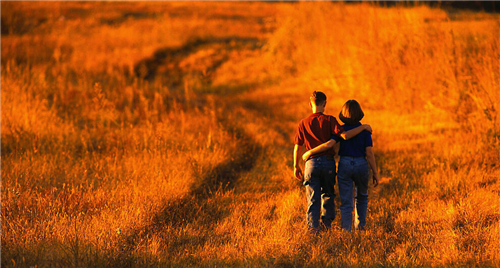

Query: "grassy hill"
left=2, top=2, right=499, bottom=267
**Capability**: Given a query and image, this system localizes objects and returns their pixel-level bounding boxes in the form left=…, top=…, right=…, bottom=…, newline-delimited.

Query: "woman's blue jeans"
left=304, top=155, right=336, bottom=233
left=337, top=156, right=369, bottom=231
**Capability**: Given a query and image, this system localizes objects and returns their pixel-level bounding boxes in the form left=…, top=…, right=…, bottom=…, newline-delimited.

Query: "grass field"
left=2, top=1, right=500, bottom=267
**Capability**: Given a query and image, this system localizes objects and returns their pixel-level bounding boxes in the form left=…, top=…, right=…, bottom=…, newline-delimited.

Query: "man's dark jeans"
left=304, top=155, right=336, bottom=233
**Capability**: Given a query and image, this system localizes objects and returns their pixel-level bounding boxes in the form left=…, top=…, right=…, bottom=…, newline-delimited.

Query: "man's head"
left=310, top=91, right=327, bottom=111
left=339, top=99, right=364, bottom=125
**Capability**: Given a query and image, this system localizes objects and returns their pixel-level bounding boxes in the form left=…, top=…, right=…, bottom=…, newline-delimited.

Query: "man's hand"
left=373, top=174, right=379, bottom=187
left=294, top=166, right=303, bottom=181
left=302, top=151, right=311, bottom=161
left=363, top=124, right=372, bottom=133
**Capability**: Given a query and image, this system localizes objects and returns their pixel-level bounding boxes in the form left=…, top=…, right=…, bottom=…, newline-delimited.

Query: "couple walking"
left=293, top=91, right=379, bottom=234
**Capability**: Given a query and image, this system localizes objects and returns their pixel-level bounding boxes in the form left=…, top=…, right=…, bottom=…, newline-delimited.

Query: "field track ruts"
left=115, top=96, right=264, bottom=266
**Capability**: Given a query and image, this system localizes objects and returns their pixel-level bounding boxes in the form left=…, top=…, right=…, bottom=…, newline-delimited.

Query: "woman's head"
left=339, top=100, right=364, bottom=125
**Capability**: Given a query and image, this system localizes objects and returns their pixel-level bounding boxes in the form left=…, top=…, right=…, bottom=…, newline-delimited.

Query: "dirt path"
left=113, top=36, right=302, bottom=265
left=115, top=94, right=265, bottom=264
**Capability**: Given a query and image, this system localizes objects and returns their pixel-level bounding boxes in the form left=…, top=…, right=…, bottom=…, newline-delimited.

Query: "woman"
left=302, top=100, right=379, bottom=231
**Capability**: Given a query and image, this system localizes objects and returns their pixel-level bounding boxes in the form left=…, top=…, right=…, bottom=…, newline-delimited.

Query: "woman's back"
left=332, top=122, right=372, bottom=157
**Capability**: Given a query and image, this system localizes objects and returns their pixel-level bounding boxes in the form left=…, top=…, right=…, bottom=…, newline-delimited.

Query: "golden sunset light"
left=2, top=1, right=499, bottom=267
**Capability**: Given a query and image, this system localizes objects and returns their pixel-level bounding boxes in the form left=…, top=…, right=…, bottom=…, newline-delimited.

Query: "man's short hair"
left=310, top=91, right=327, bottom=106
left=339, top=99, right=364, bottom=125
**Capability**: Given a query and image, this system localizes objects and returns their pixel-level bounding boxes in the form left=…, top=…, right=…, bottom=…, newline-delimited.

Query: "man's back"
left=292, top=92, right=340, bottom=234
left=295, top=112, right=344, bottom=158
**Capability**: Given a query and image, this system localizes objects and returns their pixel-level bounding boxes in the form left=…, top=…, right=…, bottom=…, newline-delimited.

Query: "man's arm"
left=339, top=124, right=372, bottom=140
left=302, top=139, right=337, bottom=161
left=293, top=144, right=303, bottom=181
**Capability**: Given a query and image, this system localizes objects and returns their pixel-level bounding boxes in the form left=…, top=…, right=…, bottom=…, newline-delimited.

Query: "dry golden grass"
left=2, top=1, right=499, bottom=267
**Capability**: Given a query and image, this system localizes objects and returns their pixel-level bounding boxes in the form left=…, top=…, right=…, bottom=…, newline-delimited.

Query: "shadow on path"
left=113, top=104, right=262, bottom=266
left=134, top=37, right=263, bottom=88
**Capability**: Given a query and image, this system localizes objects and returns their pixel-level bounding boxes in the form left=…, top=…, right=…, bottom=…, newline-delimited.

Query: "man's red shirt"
left=294, top=112, right=344, bottom=158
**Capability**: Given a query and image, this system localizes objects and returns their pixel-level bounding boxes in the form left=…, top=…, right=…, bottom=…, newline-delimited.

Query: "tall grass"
left=2, top=1, right=499, bottom=267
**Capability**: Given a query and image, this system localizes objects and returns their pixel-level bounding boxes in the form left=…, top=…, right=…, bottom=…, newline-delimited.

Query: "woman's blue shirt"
left=332, top=122, right=372, bottom=157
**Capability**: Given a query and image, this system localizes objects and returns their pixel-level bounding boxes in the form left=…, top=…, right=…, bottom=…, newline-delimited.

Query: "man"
left=293, top=91, right=371, bottom=234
